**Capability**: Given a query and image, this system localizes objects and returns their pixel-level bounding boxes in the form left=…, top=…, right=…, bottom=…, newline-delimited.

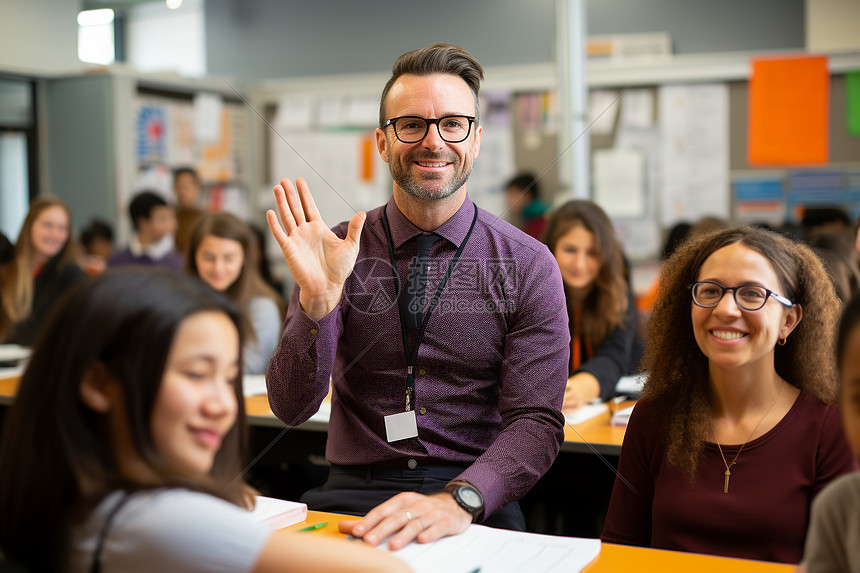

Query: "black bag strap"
left=90, top=492, right=132, bottom=573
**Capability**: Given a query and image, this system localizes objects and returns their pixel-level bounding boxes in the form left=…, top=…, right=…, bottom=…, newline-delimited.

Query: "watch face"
left=458, top=486, right=482, bottom=508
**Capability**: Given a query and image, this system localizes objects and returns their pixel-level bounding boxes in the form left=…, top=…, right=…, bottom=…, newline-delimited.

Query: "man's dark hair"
left=505, top=173, right=540, bottom=201
left=379, top=43, right=484, bottom=128
left=129, top=191, right=168, bottom=230
left=79, top=219, right=114, bottom=248
left=173, top=166, right=200, bottom=184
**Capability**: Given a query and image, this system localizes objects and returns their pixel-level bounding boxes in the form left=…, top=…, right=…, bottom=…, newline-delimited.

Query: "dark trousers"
left=300, top=463, right=526, bottom=531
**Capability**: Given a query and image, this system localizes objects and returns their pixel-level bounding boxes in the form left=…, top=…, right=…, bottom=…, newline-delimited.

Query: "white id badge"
left=384, top=410, right=419, bottom=442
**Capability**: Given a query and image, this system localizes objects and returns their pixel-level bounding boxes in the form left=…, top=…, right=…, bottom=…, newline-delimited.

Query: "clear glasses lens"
left=692, top=282, right=769, bottom=310
left=394, top=116, right=471, bottom=143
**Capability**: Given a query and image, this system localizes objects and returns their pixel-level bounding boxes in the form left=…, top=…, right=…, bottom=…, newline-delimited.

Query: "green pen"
left=296, top=521, right=327, bottom=532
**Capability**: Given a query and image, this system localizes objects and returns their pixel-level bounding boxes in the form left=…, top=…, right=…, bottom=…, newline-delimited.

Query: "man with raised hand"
left=266, top=43, right=568, bottom=550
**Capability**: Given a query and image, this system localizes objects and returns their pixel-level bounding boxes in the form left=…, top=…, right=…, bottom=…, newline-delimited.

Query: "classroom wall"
left=0, top=0, right=82, bottom=74
left=205, top=0, right=805, bottom=82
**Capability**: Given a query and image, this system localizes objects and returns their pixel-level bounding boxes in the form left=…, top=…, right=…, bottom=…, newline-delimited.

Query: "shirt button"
left=407, top=459, right=418, bottom=470
left=309, top=328, right=318, bottom=335
left=419, top=369, right=426, bottom=375
left=418, top=407, right=427, bottom=415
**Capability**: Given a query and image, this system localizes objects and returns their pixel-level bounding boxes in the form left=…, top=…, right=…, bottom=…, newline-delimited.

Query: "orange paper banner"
left=748, top=56, right=829, bottom=165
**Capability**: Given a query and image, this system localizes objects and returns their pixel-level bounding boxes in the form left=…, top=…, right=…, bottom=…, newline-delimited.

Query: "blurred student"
left=0, top=195, right=85, bottom=345
left=108, top=190, right=183, bottom=271
left=187, top=212, right=286, bottom=375
left=79, top=218, right=114, bottom=275
left=809, top=232, right=860, bottom=304
left=0, top=270, right=408, bottom=572
left=174, top=166, right=206, bottom=256
left=504, top=172, right=550, bottom=240
left=542, top=200, right=637, bottom=410
left=602, top=227, right=857, bottom=563
left=799, top=292, right=860, bottom=572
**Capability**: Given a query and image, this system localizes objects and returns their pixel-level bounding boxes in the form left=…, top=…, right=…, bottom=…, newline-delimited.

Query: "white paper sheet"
left=564, top=402, right=608, bottom=425
left=587, top=90, right=619, bottom=135
left=620, top=88, right=654, bottom=128
left=193, top=92, right=223, bottom=143
left=383, top=524, right=600, bottom=573
left=593, top=148, right=645, bottom=218
left=658, top=84, right=730, bottom=226
left=242, top=374, right=267, bottom=397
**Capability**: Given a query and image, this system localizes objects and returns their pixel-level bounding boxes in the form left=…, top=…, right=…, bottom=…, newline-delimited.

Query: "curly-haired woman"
left=601, top=226, right=856, bottom=563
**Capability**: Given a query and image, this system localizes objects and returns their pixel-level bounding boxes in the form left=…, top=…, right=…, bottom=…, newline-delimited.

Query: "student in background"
left=108, top=190, right=183, bottom=271
left=542, top=200, right=637, bottom=410
left=504, top=172, right=550, bottom=240
left=174, top=166, right=206, bottom=256
left=809, top=232, right=860, bottom=304
left=187, top=212, right=286, bottom=375
left=0, top=270, right=408, bottom=572
left=79, top=218, right=114, bottom=275
left=799, top=292, right=860, bottom=572
left=0, top=195, right=85, bottom=345
left=602, top=226, right=857, bottom=563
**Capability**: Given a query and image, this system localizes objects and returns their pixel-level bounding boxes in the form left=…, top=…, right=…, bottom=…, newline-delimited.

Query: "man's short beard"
left=391, top=160, right=473, bottom=202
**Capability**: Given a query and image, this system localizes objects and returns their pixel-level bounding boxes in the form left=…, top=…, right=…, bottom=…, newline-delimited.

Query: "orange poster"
left=748, top=56, right=829, bottom=165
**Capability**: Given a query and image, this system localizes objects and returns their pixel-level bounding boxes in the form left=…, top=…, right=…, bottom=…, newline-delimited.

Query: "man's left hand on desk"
left=338, top=491, right=471, bottom=550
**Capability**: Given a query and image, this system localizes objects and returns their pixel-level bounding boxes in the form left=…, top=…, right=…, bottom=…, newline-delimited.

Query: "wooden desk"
left=246, top=392, right=628, bottom=455
left=0, top=374, right=19, bottom=406
left=3, top=373, right=627, bottom=455
left=286, top=510, right=794, bottom=573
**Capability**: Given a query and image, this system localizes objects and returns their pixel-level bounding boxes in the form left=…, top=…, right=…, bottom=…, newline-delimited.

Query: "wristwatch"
left=444, top=482, right=484, bottom=520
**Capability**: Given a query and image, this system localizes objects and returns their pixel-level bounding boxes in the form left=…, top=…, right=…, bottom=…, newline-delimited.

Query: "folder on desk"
left=251, top=496, right=307, bottom=531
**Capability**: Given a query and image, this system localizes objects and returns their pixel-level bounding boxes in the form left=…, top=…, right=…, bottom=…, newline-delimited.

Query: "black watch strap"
left=444, top=482, right=484, bottom=520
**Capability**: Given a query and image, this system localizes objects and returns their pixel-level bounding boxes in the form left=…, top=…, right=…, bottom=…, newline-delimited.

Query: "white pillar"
left=555, top=0, right=589, bottom=201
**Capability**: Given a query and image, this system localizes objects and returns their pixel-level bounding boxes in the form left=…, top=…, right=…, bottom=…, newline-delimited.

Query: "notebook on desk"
left=251, top=496, right=307, bottom=531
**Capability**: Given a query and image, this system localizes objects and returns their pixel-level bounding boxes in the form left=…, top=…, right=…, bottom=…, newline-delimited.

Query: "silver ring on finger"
left=405, top=511, right=413, bottom=521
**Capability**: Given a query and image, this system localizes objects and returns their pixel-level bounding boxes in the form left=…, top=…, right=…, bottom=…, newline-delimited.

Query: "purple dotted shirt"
left=266, top=195, right=569, bottom=518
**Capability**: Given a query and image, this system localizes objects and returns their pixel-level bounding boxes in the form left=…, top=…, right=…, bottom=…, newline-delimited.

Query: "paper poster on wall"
left=658, top=83, right=730, bottom=226
left=275, top=95, right=314, bottom=131
left=748, top=56, right=829, bottom=165
left=136, top=103, right=167, bottom=163
left=847, top=70, right=860, bottom=136
left=619, top=89, right=653, bottom=129
left=614, top=127, right=662, bottom=260
left=467, top=128, right=515, bottom=217
left=269, top=130, right=390, bottom=229
left=593, top=148, right=645, bottom=218
left=587, top=90, right=619, bottom=136
left=193, top=92, right=223, bottom=144
left=733, top=177, right=785, bottom=222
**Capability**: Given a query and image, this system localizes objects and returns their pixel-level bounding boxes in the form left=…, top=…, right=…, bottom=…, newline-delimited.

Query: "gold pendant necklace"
left=711, top=382, right=784, bottom=494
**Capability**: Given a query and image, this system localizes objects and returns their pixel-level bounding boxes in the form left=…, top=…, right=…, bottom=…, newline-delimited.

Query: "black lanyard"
left=381, top=203, right=478, bottom=411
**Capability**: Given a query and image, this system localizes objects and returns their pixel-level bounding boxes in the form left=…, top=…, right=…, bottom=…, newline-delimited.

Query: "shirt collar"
left=384, top=194, right=475, bottom=249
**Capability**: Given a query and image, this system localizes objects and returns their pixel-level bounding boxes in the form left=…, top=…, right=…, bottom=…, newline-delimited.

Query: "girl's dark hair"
left=837, top=291, right=860, bottom=369
left=186, top=212, right=286, bottom=341
left=0, top=269, right=251, bottom=570
left=643, top=226, right=840, bottom=478
left=542, top=200, right=629, bottom=348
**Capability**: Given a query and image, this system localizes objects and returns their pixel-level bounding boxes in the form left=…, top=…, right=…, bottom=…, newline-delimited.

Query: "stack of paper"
left=251, top=496, right=308, bottom=531
left=564, top=402, right=608, bottom=425
left=610, top=405, right=636, bottom=427
left=382, top=524, right=601, bottom=573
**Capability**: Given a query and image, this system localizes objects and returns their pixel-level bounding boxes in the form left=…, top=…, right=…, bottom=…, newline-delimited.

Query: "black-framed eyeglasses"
left=382, top=115, right=476, bottom=144
left=689, top=281, right=794, bottom=311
